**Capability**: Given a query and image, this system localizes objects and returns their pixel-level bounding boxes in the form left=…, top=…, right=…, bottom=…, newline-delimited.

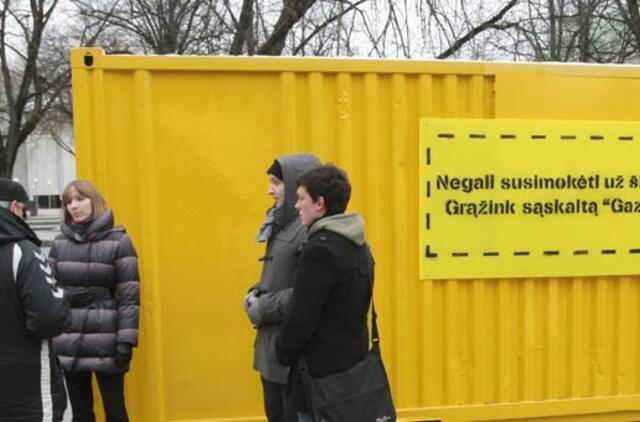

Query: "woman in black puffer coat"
left=49, top=180, right=140, bottom=422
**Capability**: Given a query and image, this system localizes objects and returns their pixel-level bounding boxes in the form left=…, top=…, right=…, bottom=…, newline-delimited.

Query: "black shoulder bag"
left=297, top=261, right=396, bottom=422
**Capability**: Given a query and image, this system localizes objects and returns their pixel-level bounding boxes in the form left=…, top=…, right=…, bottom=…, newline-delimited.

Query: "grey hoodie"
left=275, top=154, right=321, bottom=228
left=247, top=153, right=321, bottom=384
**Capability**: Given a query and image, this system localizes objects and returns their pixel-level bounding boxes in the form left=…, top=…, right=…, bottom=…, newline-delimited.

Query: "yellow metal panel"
left=70, top=48, right=640, bottom=421
left=400, top=395, right=640, bottom=421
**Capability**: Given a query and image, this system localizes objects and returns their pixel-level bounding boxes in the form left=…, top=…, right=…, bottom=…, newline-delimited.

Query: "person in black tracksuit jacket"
left=0, top=178, right=71, bottom=422
left=275, top=165, right=373, bottom=421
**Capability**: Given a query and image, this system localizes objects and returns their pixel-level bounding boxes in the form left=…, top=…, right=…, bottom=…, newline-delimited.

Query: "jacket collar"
left=61, top=209, right=119, bottom=243
left=308, top=212, right=365, bottom=246
left=0, top=207, right=41, bottom=246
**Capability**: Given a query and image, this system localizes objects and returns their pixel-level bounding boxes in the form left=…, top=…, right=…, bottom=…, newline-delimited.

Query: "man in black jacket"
left=276, top=165, right=373, bottom=421
left=0, top=178, right=70, bottom=422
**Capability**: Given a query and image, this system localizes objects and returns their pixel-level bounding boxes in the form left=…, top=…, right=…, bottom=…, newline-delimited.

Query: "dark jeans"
left=261, top=377, right=297, bottom=422
left=65, top=372, right=128, bottom=422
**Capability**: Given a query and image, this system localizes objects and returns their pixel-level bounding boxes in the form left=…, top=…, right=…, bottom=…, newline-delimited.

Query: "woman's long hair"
left=61, top=180, right=108, bottom=224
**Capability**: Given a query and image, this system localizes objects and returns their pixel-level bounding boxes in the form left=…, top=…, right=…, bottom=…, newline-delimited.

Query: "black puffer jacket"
left=0, top=207, right=70, bottom=422
left=50, top=209, right=140, bottom=374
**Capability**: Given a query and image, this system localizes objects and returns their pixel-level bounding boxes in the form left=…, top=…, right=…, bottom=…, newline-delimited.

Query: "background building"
left=12, top=122, right=75, bottom=209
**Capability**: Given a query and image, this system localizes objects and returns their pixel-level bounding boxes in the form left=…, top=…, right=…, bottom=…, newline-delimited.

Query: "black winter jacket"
left=50, top=209, right=140, bottom=374
left=0, top=207, right=71, bottom=422
left=276, top=212, right=373, bottom=379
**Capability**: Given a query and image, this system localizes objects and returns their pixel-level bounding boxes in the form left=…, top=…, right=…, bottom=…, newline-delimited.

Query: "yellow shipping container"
left=70, top=47, right=640, bottom=421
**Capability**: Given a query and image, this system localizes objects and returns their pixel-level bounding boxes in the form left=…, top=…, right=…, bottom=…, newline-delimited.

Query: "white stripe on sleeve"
left=40, top=340, right=53, bottom=422
left=12, top=243, right=22, bottom=283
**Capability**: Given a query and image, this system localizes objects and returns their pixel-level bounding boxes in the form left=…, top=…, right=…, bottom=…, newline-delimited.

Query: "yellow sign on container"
left=420, top=118, right=640, bottom=279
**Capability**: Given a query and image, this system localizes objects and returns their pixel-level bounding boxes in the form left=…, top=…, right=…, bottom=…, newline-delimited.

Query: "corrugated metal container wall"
left=70, top=48, right=640, bottom=422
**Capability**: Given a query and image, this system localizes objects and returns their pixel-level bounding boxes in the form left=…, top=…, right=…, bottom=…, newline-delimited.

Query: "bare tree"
left=0, top=0, right=67, bottom=177
left=72, top=0, right=377, bottom=56
left=72, top=0, right=227, bottom=54
left=436, top=0, right=520, bottom=59
left=615, top=0, right=640, bottom=53
left=340, top=0, right=639, bottom=62
left=287, top=0, right=371, bottom=56
left=336, top=0, right=520, bottom=59
left=492, top=0, right=638, bottom=62
left=70, top=0, right=322, bottom=55
left=255, top=0, right=318, bottom=54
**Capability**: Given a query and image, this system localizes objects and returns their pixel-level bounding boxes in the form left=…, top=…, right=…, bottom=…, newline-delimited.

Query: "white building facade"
left=13, top=122, right=76, bottom=209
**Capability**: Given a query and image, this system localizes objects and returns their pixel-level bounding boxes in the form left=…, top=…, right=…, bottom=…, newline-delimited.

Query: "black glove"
left=114, top=342, right=132, bottom=366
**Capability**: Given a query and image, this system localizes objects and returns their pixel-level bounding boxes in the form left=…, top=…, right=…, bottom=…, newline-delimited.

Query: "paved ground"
left=27, top=208, right=60, bottom=256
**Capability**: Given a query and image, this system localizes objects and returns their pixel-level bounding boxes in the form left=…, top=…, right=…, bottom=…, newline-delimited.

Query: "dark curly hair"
left=297, top=164, right=351, bottom=216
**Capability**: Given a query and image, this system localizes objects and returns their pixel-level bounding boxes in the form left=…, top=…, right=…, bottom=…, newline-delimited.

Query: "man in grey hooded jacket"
left=244, top=154, right=321, bottom=422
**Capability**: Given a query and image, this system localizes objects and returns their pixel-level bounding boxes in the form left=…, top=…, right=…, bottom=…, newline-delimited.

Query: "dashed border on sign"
left=424, top=131, right=639, bottom=260
left=424, top=246, right=640, bottom=258
left=434, top=133, right=634, bottom=141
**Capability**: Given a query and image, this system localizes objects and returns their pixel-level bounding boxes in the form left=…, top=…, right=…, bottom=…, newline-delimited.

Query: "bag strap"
left=366, top=243, right=380, bottom=350
left=370, top=296, right=379, bottom=348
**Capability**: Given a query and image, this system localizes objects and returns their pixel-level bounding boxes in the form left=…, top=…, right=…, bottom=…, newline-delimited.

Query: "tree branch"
left=257, top=0, right=317, bottom=55
left=437, top=0, right=519, bottom=59
left=293, top=0, right=369, bottom=55
left=229, top=0, right=254, bottom=54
